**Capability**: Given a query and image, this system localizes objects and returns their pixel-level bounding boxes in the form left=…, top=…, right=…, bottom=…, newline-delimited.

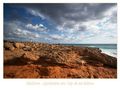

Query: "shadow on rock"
left=34, top=56, right=67, bottom=67
left=4, top=55, right=67, bottom=68
left=4, top=57, right=28, bottom=66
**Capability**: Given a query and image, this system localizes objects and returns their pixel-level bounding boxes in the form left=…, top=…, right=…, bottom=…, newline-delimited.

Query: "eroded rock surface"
left=4, top=41, right=117, bottom=78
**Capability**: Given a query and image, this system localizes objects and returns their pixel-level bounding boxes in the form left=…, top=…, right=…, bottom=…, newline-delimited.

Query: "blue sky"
left=4, top=3, right=117, bottom=44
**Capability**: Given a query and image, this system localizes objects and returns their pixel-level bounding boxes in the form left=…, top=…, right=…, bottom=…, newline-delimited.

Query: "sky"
left=4, top=3, right=117, bottom=44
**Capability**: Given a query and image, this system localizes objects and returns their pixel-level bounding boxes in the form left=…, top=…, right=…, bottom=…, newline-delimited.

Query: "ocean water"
left=63, top=44, right=117, bottom=58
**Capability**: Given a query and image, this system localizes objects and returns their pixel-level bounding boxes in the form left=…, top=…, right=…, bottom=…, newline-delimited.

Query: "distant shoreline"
left=4, top=39, right=117, bottom=45
left=4, top=40, right=117, bottom=57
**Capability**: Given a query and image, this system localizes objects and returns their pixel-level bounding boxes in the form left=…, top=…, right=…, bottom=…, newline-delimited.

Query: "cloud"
left=22, top=3, right=116, bottom=24
left=27, top=8, right=45, bottom=19
left=4, top=20, right=60, bottom=43
left=4, top=21, right=49, bottom=41
left=25, top=23, right=48, bottom=32
left=4, top=3, right=117, bottom=43
left=50, top=34, right=64, bottom=40
left=16, top=28, right=40, bottom=38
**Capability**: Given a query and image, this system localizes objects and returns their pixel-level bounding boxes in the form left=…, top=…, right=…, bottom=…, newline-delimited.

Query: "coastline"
left=101, top=49, right=117, bottom=58
left=61, top=44, right=117, bottom=58
left=4, top=40, right=117, bottom=78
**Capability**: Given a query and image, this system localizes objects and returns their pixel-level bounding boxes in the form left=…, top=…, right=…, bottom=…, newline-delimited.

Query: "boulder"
left=47, top=51, right=80, bottom=65
left=23, top=46, right=32, bottom=51
left=85, top=48, right=117, bottom=68
left=22, top=52, right=39, bottom=62
left=14, top=43, right=25, bottom=49
left=4, top=42, right=15, bottom=51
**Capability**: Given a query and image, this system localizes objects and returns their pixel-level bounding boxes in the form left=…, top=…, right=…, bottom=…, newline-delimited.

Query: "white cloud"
left=4, top=4, right=117, bottom=44
left=50, top=34, right=64, bottom=40
left=82, top=20, right=101, bottom=34
left=57, top=20, right=86, bottom=34
left=14, top=28, right=40, bottom=39
left=16, top=28, right=22, bottom=32
left=56, top=9, right=117, bottom=43
left=26, top=23, right=47, bottom=32
left=4, top=21, right=42, bottom=40
left=103, top=6, right=117, bottom=17
left=27, top=9, right=45, bottom=19
left=55, top=4, right=117, bottom=43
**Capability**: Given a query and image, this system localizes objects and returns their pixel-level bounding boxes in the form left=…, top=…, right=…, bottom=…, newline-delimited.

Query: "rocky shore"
left=4, top=40, right=117, bottom=78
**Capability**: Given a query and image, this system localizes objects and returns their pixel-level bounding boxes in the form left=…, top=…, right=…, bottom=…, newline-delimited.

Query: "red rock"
left=23, top=46, right=32, bottom=51
left=14, top=42, right=25, bottom=48
left=22, top=52, right=39, bottom=61
left=4, top=42, right=15, bottom=51
left=85, top=48, right=117, bottom=68
left=4, top=40, right=117, bottom=78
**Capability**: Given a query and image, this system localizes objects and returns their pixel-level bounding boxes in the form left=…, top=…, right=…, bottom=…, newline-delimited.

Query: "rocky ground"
left=4, top=40, right=117, bottom=78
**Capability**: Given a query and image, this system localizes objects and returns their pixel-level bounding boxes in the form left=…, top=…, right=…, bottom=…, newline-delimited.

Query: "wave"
left=89, top=46, right=96, bottom=48
left=101, top=49, right=117, bottom=58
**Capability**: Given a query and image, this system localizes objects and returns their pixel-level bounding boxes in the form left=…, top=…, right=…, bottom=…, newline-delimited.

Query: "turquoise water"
left=63, top=44, right=117, bottom=57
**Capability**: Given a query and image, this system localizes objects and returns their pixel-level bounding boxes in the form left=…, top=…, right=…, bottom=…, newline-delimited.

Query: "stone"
left=4, top=40, right=117, bottom=78
left=14, top=42, right=25, bottom=49
left=77, top=60, right=87, bottom=66
left=85, top=48, right=117, bottom=68
left=4, top=42, right=15, bottom=51
left=22, top=52, right=39, bottom=61
left=47, top=51, right=80, bottom=65
left=23, top=46, right=32, bottom=51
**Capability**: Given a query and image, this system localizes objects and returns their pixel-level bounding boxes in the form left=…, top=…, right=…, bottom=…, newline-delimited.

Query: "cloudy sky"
left=4, top=3, right=117, bottom=44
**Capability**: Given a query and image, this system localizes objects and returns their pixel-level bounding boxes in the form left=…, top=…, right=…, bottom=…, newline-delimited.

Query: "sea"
left=63, top=44, right=117, bottom=58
